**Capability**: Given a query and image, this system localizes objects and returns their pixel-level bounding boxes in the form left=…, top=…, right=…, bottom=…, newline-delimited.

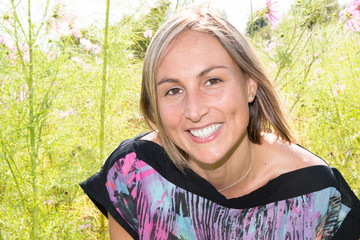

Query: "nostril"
left=184, top=95, right=209, bottom=122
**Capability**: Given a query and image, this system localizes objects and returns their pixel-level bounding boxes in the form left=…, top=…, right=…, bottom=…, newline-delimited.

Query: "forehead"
left=162, top=30, right=226, bottom=57
left=157, top=30, right=236, bottom=77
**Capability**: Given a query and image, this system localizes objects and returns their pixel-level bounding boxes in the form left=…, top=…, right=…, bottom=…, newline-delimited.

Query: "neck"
left=218, top=142, right=253, bottom=192
left=189, top=135, right=254, bottom=192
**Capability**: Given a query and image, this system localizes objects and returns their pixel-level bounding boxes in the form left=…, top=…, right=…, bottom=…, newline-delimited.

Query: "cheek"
left=215, top=89, right=248, bottom=114
left=158, top=102, right=183, bottom=131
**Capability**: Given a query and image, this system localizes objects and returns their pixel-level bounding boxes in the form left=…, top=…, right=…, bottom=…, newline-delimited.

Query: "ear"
left=246, top=77, right=258, bottom=103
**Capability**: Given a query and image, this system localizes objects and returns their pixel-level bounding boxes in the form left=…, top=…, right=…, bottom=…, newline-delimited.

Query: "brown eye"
left=166, top=87, right=183, bottom=96
left=205, top=78, right=222, bottom=86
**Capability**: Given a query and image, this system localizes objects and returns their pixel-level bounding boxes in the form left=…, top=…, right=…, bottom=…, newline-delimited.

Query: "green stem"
left=250, top=0, right=254, bottom=38
left=33, top=0, right=51, bottom=40
left=175, top=0, right=179, bottom=11
left=276, top=0, right=335, bottom=87
left=274, top=1, right=322, bottom=83
left=25, top=0, right=37, bottom=239
left=288, top=65, right=311, bottom=113
left=280, top=23, right=342, bottom=91
left=99, top=0, right=111, bottom=238
left=2, top=151, right=26, bottom=209
left=10, top=1, right=29, bottom=80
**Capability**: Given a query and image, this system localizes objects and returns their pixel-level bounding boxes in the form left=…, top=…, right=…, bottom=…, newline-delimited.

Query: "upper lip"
left=186, top=122, right=222, bottom=131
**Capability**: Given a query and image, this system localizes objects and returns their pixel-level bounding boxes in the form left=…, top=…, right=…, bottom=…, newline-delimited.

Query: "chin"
left=188, top=151, right=227, bottom=167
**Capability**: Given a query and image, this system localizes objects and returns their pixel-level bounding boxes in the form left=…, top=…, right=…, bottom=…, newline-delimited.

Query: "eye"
left=204, top=78, right=222, bottom=86
left=165, top=87, right=183, bottom=96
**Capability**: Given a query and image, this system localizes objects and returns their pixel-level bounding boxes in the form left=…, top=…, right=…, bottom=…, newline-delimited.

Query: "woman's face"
left=156, top=30, right=257, bottom=168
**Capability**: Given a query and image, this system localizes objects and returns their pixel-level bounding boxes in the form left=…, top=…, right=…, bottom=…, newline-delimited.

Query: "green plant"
left=0, top=0, right=358, bottom=239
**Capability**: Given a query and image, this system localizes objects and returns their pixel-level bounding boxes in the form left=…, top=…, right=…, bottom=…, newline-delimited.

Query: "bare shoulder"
left=256, top=134, right=328, bottom=176
left=139, top=131, right=162, bottom=146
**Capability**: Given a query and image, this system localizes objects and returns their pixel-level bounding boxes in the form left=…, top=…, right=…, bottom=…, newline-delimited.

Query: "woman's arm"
left=108, top=213, right=133, bottom=240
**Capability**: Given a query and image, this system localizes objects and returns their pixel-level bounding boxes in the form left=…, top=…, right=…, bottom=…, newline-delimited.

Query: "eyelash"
left=165, top=87, right=183, bottom=96
left=205, top=78, right=222, bottom=86
left=164, top=78, right=222, bottom=96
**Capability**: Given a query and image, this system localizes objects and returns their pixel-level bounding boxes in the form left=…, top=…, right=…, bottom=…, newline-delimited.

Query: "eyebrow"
left=157, top=65, right=228, bottom=86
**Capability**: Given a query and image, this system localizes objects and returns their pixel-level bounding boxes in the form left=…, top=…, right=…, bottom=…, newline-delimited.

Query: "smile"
left=189, top=123, right=223, bottom=138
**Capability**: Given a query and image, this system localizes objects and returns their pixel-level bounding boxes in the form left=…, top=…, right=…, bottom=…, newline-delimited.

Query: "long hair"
left=140, top=8, right=295, bottom=171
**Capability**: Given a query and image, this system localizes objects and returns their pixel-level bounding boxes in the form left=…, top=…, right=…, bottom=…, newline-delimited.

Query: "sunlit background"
left=13, top=0, right=351, bottom=32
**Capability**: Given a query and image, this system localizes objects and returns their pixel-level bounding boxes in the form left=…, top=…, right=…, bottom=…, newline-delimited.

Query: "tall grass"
left=252, top=0, right=360, bottom=195
left=0, top=0, right=359, bottom=239
left=1, top=0, right=55, bottom=238
left=99, top=0, right=111, bottom=238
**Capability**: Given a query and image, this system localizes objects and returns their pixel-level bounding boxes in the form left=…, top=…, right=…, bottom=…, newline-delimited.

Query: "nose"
left=184, top=91, right=209, bottom=122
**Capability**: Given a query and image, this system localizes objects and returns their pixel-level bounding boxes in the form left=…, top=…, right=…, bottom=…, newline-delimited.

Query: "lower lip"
left=186, top=124, right=223, bottom=144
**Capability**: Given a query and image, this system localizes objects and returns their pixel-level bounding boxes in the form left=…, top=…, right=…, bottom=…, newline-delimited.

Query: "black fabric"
left=80, top=133, right=360, bottom=239
left=79, top=136, right=142, bottom=238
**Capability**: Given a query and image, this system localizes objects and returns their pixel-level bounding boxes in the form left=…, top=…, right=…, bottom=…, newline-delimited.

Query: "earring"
left=250, top=94, right=255, bottom=100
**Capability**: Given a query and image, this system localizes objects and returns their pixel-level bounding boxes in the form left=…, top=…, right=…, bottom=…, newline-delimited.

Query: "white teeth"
left=189, top=124, right=222, bottom=138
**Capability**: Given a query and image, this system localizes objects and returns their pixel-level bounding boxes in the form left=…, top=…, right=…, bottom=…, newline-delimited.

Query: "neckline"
left=133, top=134, right=336, bottom=208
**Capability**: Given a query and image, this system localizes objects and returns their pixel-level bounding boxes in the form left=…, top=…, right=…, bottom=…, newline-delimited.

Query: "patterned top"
left=80, top=134, right=360, bottom=240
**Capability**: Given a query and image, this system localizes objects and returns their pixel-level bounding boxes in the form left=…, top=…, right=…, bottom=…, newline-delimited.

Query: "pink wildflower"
left=1, top=36, right=30, bottom=64
left=42, top=200, right=53, bottom=205
left=1, top=7, right=15, bottom=25
left=0, top=35, right=15, bottom=51
left=82, top=63, right=91, bottom=71
left=338, top=83, right=347, bottom=92
left=265, top=0, right=282, bottom=30
left=143, top=29, right=153, bottom=39
left=340, top=0, right=360, bottom=32
left=8, top=47, right=17, bottom=62
left=55, top=20, right=72, bottom=36
left=71, top=56, right=91, bottom=70
left=126, top=53, right=134, bottom=60
left=0, top=35, right=9, bottom=47
left=264, top=41, right=276, bottom=53
left=80, top=38, right=92, bottom=51
left=46, top=0, right=81, bottom=38
left=19, top=42, right=30, bottom=63
left=268, top=62, right=277, bottom=72
left=91, top=44, right=101, bottom=54
left=332, top=83, right=346, bottom=96
left=14, top=85, right=27, bottom=102
left=53, top=0, right=67, bottom=20
left=0, top=99, right=7, bottom=107
left=314, top=67, right=324, bottom=76
left=1, top=39, right=17, bottom=63
left=47, top=50, right=56, bottom=61
left=56, top=107, right=76, bottom=118
left=71, top=22, right=82, bottom=39
left=79, top=223, right=91, bottom=230
left=337, top=56, right=345, bottom=62
left=71, top=56, right=83, bottom=63
left=14, top=91, right=27, bottom=102
left=80, top=38, right=101, bottom=54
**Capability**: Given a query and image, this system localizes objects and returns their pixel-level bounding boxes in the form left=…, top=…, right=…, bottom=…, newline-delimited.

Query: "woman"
left=80, top=8, right=360, bottom=239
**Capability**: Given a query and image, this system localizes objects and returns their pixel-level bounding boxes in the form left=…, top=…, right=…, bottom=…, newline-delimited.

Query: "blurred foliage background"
left=0, top=0, right=359, bottom=239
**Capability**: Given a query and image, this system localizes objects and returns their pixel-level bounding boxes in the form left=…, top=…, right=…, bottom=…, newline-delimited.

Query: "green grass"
left=0, top=0, right=359, bottom=239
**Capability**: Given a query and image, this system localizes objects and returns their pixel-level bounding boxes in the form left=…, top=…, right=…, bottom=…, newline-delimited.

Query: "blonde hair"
left=140, top=8, right=295, bottom=171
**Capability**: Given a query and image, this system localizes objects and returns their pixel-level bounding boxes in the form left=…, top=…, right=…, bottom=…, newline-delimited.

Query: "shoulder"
left=254, top=133, right=328, bottom=181
left=138, top=131, right=162, bottom=145
left=101, top=132, right=163, bottom=172
left=101, top=131, right=182, bottom=183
